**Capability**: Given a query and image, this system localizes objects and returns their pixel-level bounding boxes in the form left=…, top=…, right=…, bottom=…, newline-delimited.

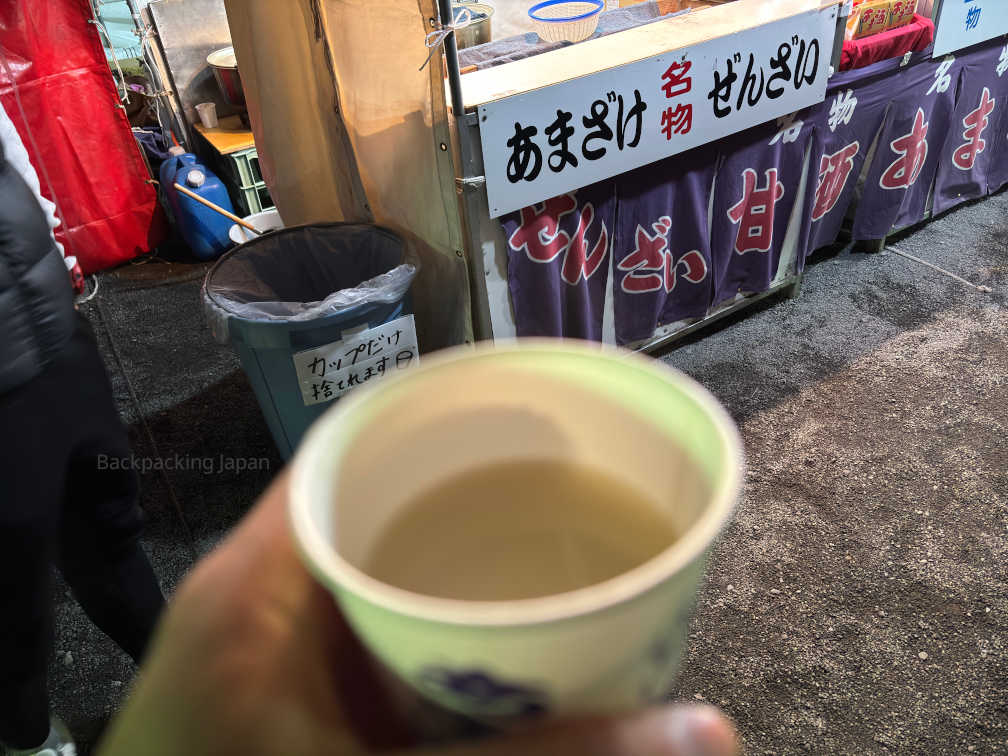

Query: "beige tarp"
left=224, top=0, right=472, bottom=350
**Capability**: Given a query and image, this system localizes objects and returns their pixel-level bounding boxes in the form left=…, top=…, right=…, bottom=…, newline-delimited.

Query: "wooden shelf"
left=194, top=119, right=255, bottom=155
left=460, top=0, right=841, bottom=109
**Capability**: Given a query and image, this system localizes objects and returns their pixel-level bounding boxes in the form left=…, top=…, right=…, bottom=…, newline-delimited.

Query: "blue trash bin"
left=203, top=223, right=417, bottom=458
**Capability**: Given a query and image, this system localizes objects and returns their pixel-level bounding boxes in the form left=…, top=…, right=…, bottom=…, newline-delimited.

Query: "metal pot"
left=452, top=2, right=494, bottom=50
left=206, top=46, right=245, bottom=108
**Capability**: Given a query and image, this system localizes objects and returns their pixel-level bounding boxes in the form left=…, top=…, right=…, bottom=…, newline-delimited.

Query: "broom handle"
left=173, top=182, right=261, bottom=235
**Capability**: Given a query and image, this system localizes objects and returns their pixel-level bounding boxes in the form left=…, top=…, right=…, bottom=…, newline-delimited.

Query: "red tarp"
left=0, top=1, right=165, bottom=273
left=841, top=15, right=936, bottom=72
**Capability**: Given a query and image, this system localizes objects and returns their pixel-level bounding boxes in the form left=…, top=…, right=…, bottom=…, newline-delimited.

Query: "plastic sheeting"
left=223, top=0, right=472, bottom=351
left=0, top=1, right=165, bottom=273
left=97, top=0, right=150, bottom=60
left=221, top=0, right=370, bottom=228
left=203, top=224, right=417, bottom=343
left=217, top=263, right=416, bottom=322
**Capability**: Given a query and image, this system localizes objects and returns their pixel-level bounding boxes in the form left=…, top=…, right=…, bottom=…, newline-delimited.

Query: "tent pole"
left=436, top=0, right=466, bottom=116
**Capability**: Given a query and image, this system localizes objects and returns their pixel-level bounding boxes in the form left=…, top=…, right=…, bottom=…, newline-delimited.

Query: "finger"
left=182, top=469, right=301, bottom=604
left=216, top=468, right=293, bottom=564
left=195, top=470, right=416, bottom=751
left=409, top=705, right=738, bottom=756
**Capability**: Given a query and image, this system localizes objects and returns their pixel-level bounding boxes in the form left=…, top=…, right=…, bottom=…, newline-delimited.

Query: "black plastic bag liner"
left=203, top=223, right=416, bottom=342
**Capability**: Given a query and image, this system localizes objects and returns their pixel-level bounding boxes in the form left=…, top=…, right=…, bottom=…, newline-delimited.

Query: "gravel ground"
left=46, top=188, right=1007, bottom=754
left=665, top=192, right=1008, bottom=753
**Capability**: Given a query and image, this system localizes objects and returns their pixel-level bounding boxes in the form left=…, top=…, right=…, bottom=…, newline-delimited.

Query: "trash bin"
left=203, top=223, right=418, bottom=458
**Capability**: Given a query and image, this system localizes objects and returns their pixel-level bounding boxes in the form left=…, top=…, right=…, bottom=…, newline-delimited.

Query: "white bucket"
left=229, top=208, right=284, bottom=245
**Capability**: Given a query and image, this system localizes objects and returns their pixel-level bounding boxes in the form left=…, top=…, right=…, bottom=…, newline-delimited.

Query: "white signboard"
left=933, top=0, right=1008, bottom=57
left=479, top=7, right=838, bottom=218
left=291, top=315, right=419, bottom=406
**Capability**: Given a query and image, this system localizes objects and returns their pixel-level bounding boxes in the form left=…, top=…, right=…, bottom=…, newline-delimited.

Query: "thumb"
left=411, top=705, right=738, bottom=756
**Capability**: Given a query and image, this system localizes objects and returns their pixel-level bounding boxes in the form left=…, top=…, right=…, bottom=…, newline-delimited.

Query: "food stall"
left=224, top=0, right=1006, bottom=352
left=453, top=0, right=845, bottom=347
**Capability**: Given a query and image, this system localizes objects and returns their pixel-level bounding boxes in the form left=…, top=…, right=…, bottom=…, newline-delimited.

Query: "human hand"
left=98, top=472, right=739, bottom=756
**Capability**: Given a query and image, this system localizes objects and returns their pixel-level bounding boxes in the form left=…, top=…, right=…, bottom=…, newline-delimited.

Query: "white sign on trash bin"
left=291, top=315, right=419, bottom=406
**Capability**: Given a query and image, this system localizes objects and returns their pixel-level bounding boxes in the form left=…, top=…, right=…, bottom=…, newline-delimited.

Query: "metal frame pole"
left=436, top=0, right=466, bottom=116
left=831, top=1, right=846, bottom=74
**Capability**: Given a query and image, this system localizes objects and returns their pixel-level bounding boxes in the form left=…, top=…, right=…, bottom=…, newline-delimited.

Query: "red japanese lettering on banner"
left=617, top=217, right=707, bottom=294
left=880, top=108, right=929, bottom=190
left=508, top=193, right=609, bottom=286
left=726, top=168, right=785, bottom=254
left=507, top=194, right=578, bottom=262
left=952, top=87, right=995, bottom=171
left=674, top=250, right=708, bottom=288
left=659, top=249, right=708, bottom=293
left=812, top=141, right=860, bottom=222
left=618, top=217, right=672, bottom=293
left=562, top=204, right=609, bottom=285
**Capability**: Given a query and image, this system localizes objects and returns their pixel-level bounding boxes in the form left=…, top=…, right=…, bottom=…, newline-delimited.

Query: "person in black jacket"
left=0, top=126, right=165, bottom=754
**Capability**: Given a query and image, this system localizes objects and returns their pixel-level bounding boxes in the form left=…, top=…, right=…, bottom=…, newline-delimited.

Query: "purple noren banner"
left=934, top=44, right=1008, bottom=213
left=710, top=117, right=814, bottom=306
left=986, top=41, right=1008, bottom=194
left=853, top=55, right=961, bottom=238
left=611, top=146, right=717, bottom=345
left=806, top=71, right=891, bottom=251
left=500, top=180, right=615, bottom=341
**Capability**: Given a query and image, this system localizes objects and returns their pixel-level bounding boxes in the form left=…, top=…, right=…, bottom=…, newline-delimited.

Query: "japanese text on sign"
left=933, top=0, right=1008, bottom=57
left=706, top=35, right=820, bottom=119
left=506, top=88, right=648, bottom=182
left=291, top=315, right=419, bottom=406
left=479, top=7, right=835, bottom=218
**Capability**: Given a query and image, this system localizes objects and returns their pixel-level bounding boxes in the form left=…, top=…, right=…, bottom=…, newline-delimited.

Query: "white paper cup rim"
left=289, top=340, right=743, bottom=627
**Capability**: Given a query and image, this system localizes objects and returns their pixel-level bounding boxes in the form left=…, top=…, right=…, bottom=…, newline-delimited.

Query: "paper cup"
left=289, top=340, right=742, bottom=722
left=195, top=102, right=218, bottom=129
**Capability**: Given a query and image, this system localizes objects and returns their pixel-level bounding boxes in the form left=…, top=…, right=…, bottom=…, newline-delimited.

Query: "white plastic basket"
left=528, top=0, right=603, bottom=43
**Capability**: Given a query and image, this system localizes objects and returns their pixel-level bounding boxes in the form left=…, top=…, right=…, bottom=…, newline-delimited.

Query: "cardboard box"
left=887, top=0, right=916, bottom=29
left=847, top=0, right=892, bottom=39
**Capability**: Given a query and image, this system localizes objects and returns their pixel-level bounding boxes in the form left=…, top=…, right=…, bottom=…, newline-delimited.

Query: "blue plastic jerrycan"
left=160, top=146, right=235, bottom=261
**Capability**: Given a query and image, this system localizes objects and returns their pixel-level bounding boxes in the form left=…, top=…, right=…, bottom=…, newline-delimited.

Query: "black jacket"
left=0, top=141, right=75, bottom=394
